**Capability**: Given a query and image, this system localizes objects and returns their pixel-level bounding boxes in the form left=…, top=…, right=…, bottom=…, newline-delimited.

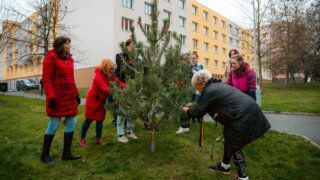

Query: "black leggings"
left=223, top=149, right=247, bottom=178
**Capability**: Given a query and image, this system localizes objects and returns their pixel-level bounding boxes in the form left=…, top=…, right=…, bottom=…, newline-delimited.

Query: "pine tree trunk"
left=151, top=128, right=156, bottom=153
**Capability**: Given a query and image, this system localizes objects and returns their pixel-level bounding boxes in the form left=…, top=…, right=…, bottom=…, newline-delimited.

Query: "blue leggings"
left=45, top=116, right=77, bottom=135
left=80, top=119, right=103, bottom=138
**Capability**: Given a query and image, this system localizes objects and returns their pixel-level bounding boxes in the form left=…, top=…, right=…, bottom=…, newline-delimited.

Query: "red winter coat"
left=42, top=49, right=79, bottom=117
left=85, top=67, right=126, bottom=121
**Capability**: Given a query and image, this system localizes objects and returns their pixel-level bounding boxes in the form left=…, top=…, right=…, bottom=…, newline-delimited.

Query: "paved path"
left=1, top=91, right=320, bottom=146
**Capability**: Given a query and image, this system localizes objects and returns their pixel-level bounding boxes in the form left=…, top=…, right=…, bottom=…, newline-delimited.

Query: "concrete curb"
left=273, top=130, right=320, bottom=148
left=263, top=111, right=320, bottom=117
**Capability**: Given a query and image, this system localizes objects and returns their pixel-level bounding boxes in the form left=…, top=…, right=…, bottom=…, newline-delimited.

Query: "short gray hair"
left=191, top=69, right=212, bottom=87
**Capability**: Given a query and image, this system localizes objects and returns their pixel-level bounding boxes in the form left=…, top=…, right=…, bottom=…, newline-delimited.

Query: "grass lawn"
left=0, top=95, right=319, bottom=179
left=78, top=88, right=90, bottom=99
left=261, top=82, right=320, bottom=114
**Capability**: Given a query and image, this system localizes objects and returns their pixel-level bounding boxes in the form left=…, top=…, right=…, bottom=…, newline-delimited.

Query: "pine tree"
left=110, top=0, right=194, bottom=153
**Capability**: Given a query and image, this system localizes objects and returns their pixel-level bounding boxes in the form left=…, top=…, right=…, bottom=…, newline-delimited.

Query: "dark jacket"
left=115, top=52, right=134, bottom=83
left=188, top=78, right=270, bottom=157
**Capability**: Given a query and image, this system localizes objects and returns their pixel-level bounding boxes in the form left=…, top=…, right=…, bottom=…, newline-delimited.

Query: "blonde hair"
left=98, top=59, right=116, bottom=76
left=191, top=69, right=212, bottom=87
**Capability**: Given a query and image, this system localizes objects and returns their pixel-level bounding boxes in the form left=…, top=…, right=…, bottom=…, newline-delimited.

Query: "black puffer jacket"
left=187, top=78, right=270, bottom=157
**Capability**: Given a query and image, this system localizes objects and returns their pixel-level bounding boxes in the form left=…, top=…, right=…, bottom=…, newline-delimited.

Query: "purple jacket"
left=227, top=62, right=256, bottom=92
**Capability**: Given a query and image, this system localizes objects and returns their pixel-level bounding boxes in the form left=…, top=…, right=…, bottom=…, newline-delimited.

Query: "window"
left=229, top=38, right=233, bottom=44
left=179, top=0, right=185, bottom=9
left=242, top=43, right=245, bottom=48
left=37, top=15, right=41, bottom=25
left=213, top=31, right=217, bottom=39
left=214, top=60, right=218, bottom=68
left=192, top=6, right=197, bottom=14
left=213, top=45, right=218, bottom=54
left=179, top=17, right=185, bottom=27
left=213, top=16, right=217, bottom=24
left=20, top=66, right=23, bottom=73
left=26, top=64, right=28, bottom=72
left=236, top=28, right=239, bottom=35
left=192, top=22, right=197, bottom=32
left=145, top=3, right=152, bottom=14
left=193, top=39, right=198, bottom=48
left=179, top=34, right=186, bottom=45
left=203, top=27, right=208, bottom=35
left=163, top=10, right=171, bottom=20
left=122, top=0, right=132, bottom=8
left=203, top=11, right=207, bottom=20
left=236, top=40, right=239, bottom=46
left=222, top=62, right=226, bottom=69
left=222, top=48, right=226, bottom=56
left=38, top=61, right=41, bottom=70
left=203, top=42, right=208, bottom=51
left=122, top=17, right=133, bottom=31
left=229, top=24, right=233, bottom=32
left=204, top=58, right=208, bottom=67
left=222, top=34, right=225, bottom=42
left=145, top=24, right=150, bottom=32
left=164, top=0, right=170, bottom=2
left=32, top=63, right=34, bottom=71
left=221, top=20, right=225, bottom=28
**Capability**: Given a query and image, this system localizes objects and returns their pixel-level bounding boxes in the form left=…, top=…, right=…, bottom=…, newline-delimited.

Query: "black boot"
left=62, top=132, right=81, bottom=161
left=40, top=134, right=55, bottom=164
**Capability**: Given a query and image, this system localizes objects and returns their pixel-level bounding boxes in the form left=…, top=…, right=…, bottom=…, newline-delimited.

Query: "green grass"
left=0, top=95, right=319, bottom=179
left=261, top=82, right=320, bottom=114
left=78, top=88, right=90, bottom=99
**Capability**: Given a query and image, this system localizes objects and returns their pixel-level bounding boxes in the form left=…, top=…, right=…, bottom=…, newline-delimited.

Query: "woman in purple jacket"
left=227, top=54, right=257, bottom=100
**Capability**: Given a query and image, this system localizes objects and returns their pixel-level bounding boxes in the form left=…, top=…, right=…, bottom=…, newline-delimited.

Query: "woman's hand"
left=185, top=103, right=192, bottom=108
left=182, top=107, right=189, bottom=114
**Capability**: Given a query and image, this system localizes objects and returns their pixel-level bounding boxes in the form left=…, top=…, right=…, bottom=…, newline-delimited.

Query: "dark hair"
left=228, top=49, right=239, bottom=58
left=125, top=39, right=132, bottom=47
left=231, top=54, right=245, bottom=77
left=53, top=36, right=71, bottom=56
left=192, top=51, right=199, bottom=58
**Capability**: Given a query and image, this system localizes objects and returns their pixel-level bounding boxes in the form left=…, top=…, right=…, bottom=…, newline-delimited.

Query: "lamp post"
left=253, top=0, right=261, bottom=106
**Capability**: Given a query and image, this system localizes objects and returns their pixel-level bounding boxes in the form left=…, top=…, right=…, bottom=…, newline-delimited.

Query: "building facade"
left=227, top=20, right=241, bottom=57
left=240, top=28, right=255, bottom=71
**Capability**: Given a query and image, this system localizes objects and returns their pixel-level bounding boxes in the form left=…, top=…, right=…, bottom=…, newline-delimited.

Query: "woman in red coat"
left=41, top=36, right=81, bottom=164
left=79, top=59, right=126, bottom=147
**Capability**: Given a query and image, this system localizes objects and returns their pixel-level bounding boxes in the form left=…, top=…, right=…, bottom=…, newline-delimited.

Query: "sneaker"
left=79, top=137, right=86, bottom=147
left=127, top=133, right=138, bottom=139
left=209, top=162, right=231, bottom=174
left=117, top=136, right=129, bottom=143
left=176, top=127, right=190, bottom=134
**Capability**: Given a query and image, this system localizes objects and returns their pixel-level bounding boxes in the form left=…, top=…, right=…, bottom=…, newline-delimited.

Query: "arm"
left=112, top=74, right=127, bottom=88
left=95, top=74, right=111, bottom=95
left=42, top=55, right=56, bottom=99
left=247, top=70, right=257, bottom=92
left=226, top=70, right=233, bottom=86
left=187, top=89, right=217, bottom=118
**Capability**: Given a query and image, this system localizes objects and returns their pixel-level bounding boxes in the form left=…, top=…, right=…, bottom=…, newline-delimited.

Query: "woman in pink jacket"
left=227, top=54, right=257, bottom=100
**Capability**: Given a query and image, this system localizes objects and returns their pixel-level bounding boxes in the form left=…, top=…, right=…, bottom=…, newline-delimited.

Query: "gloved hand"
left=76, top=95, right=81, bottom=105
left=48, top=98, right=56, bottom=109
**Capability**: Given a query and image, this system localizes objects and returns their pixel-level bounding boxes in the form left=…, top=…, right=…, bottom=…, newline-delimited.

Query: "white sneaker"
left=176, top=127, right=190, bottom=134
left=117, top=136, right=129, bottom=143
left=127, top=133, right=138, bottom=139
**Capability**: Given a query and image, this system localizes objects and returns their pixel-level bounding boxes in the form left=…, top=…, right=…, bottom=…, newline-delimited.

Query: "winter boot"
left=79, top=137, right=86, bottom=147
left=62, top=132, right=81, bottom=161
left=96, top=138, right=106, bottom=146
left=40, top=134, right=55, bottom=164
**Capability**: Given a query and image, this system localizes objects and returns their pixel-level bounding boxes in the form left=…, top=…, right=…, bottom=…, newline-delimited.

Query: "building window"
left=145, top=24, right=150, bottom=32
left=122, top=17, right=133, bottom=31
left=221, top=20, right=225, bottom=28
left=38, top=61, right=41, bottom=70
left=229, top=37, right=233, bottom=44
left=192, top=5, right=197, bottom=14
left=164, top=0, right=170, bottom=2
left=145, top=3, right=152, bottom=14
left=193, top=39, right=198, bottom=48
left=26, top=64, right=28, bottom=72
left=222, top=62, right=226, bottom=69
left=222, top=48, right=226, bottom=56
left=32, top=62, right=34, bottom=71
left=179, top=17, right=185, bottom=27
left=203, top=11, right=207, bottom=20
left=204, top=42, right=208, bottom=51
left=222, top=34, right=225, bottom=42
left=236, top=40, right=239, bottom=46
left=179, top=0, right=185, bottom=9
left=213, top=31, right=217, bottom=39
left=214, top=60, right=218, bottom=68
left=179, top=34, right=186, bottom=45
left=20, top=66, right=23, bottom=73
left=203, top=27, right=208, bottom=35
left=204, top=58, right=209, bottom=67
left=213, top=16, right=217, bottom=24
left=122, top=0, right=132, bottom=8
left=213, top=45, right=218, bottom=54
left=229, top=24, right=233, bottom=32
left=192, top=22, right=197, bottom=32
left=163, top=10, right=171, bottom=20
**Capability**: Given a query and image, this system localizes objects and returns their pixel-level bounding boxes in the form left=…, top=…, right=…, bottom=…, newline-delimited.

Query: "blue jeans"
left=117, top=115, right=134, bottom=135
left=80, top=119, right=103, bottom=138
left=45, top=116, right=77, bottom=135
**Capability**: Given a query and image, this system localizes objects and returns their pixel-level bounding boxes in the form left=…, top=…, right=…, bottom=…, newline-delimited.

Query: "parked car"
left=0, top=82, right=8, bottom=92
left=16, top=79, right=39, bottom=91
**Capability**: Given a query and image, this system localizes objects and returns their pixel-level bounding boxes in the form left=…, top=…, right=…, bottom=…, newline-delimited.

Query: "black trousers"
left=223, top=148, right=247, bottom=178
